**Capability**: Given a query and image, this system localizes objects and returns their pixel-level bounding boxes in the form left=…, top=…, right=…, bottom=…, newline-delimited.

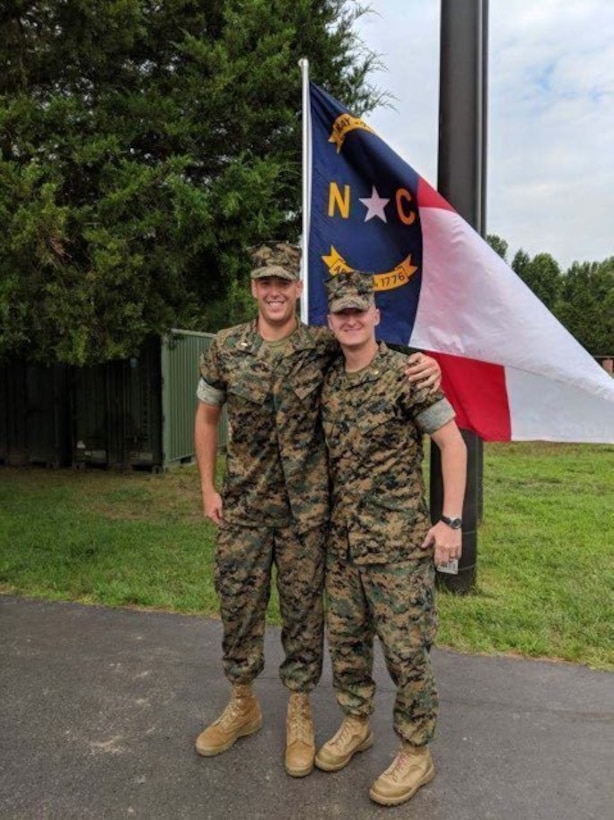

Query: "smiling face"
left=327, top=304, right=381, bottom=351
left=251, top=275, right=303, bottom=331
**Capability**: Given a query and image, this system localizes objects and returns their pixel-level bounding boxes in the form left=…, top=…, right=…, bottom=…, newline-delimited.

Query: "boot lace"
left=330, top=716, right=365, bottom=751
left=214, top=698, right=243, bottom=729
left=382, top=749, right=421, bottom=782
left=288, top=697, right=312, bottom=743
left=290, top=712, right=311, bottom=742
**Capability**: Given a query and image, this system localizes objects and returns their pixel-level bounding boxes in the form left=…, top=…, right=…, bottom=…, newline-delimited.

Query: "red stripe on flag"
left=428, top=352, right=512, bottom=441
left=417, top=177, right=455, bottom=211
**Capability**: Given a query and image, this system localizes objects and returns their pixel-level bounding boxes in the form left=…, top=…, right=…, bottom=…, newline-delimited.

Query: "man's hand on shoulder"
left=405, top=352, right=442, bottom=394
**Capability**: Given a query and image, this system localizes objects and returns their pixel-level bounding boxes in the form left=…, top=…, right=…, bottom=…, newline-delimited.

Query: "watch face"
left=443, top=516, right=462, bottom=529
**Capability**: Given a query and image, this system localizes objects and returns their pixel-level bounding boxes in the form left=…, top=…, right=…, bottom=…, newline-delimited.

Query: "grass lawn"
left=1, top=441, right=612, bottom=670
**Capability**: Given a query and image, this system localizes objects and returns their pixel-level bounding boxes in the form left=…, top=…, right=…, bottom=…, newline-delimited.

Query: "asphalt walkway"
left=1, top=596, right=612, bottom=819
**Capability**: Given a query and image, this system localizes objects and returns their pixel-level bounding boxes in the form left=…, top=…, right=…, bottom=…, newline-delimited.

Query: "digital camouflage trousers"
left=325, top=553, right=439, bottom=746
left=214, top=521, right=326, bottom=692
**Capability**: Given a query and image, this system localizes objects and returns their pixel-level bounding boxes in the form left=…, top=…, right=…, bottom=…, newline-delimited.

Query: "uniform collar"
left=337, top=341, right=390, bottom=385
left=234, top=319, right=318, bottom=355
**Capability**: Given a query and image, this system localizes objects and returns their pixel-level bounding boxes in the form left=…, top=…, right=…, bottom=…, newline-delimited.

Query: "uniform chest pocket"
left=227, top=378, right=269, bottom=407
left=321, top=397, right=396, bottom=443
left=353, top=399, right=401, bottom=437
left=292, top=363, right=323, bottom=401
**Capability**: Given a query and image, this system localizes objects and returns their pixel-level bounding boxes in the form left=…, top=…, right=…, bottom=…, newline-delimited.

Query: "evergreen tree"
left=555, top=258, right=614, bottom=356
left=0, top=0, right=380, bottom=364
left=524, top=253, right=561, bottom=311
left=511, top=248, right=530, bottom=280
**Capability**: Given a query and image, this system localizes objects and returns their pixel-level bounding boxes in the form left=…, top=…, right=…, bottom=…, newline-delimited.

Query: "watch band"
left=441, top=514, right=463, bottom=529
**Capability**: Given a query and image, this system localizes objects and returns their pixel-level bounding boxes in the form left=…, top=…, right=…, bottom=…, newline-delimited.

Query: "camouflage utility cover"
left=249, top=241, right=301, bottom=281
left=325, top=270, right=375, bottom=313
left=198, top=320, right=336, bottom=532
left=321, top=342, right=454, bottom=563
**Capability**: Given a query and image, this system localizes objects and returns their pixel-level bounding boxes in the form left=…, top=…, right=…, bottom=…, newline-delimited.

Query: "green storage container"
left=161, top=329, right=228, bottom=466
left=25, top=364, right=71, bottom=467
left=70, top=330, right=227, bottom=471
left=1, top=331, right=227, bottom=472
left=0, top=363, right=71, bottom=467
left=71, top=364, right=111, bottom=467
left=0, top=364, right=27, bottom=466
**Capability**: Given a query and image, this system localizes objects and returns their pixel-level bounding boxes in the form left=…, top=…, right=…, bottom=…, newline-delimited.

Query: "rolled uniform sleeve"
left=196, top=347, right=226, bottom=406
left=415, top=397, right=455, bottom=435
left=197, top=377, right=225, bottom=405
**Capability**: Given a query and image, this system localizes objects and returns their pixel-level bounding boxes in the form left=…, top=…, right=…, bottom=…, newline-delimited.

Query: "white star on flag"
left=359, top=186, right=390, bottom=222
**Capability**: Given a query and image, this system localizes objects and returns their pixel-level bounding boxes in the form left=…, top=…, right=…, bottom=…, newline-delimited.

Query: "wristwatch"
left=441, top=515, right=463, bottom=530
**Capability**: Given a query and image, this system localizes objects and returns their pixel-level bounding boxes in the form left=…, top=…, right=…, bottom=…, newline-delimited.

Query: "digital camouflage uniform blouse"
left=198, top=320, right=337, bottom=534
left=321, top=342, right=455, bottom=564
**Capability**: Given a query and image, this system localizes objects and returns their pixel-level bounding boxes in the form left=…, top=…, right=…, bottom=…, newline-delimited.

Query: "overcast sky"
left=352, top=1, right=614, bottom=271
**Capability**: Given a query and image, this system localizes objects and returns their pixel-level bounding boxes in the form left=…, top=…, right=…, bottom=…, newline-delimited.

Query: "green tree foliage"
left=512, top=250, right=561, bottom=311
left=0, top=0, right=380, bottom=364
left=510, top=246, right=613, bottom=355
left=511, top=248, right=530, bottom=281
left=554, top=258, right=614, bottom=355
left=486, top=233, right=508, bottom=261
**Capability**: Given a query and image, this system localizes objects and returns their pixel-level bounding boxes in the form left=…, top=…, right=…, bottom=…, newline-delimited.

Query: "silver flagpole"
left=298, top=57, right=311, bottom=323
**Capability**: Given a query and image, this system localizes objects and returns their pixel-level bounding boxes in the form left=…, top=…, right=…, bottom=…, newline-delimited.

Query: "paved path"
left=1, top=596, right=612, bottom=819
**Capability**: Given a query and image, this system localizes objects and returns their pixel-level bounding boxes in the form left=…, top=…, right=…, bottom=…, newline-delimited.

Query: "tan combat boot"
left=285, top=693, right=315, bottom=777
left=195, top=684, right=262, bottom=757
left=369, top=743, right=435, bottom=806
left=315, top=714, right=373, bottom=772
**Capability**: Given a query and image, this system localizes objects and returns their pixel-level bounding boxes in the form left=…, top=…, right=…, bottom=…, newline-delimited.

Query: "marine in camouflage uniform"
left=194, top=241, right=337, bottom=777
left=315, top=271, right=466, bottom=806
left=322, top=342, right=452, bottom=741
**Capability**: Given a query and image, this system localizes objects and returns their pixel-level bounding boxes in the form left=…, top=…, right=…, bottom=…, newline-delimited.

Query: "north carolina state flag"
left=306, top=82, right=614, bottom=443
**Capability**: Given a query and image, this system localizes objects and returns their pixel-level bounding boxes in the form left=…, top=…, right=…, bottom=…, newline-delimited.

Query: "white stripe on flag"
left=411, top=207, right=614, bottom=443
left=413, top=207, right=614, bottom=398
left=507, top=368, right=614, bottom=443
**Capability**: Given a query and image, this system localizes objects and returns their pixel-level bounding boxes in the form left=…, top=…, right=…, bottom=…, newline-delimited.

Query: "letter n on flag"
left=306, top=82, right=614, bottom=443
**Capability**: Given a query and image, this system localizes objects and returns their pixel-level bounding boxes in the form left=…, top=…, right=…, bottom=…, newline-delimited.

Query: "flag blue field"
left=308, top=83, right=423, bottom=344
